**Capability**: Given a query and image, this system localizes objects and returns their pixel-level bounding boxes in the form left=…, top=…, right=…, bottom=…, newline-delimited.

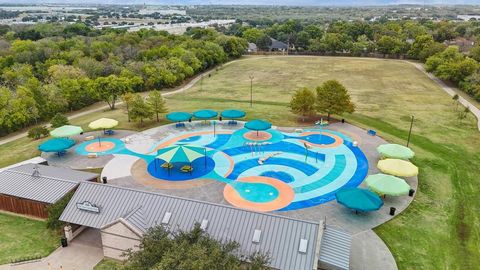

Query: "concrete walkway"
left=0, top=228, right=103, bottom=270
left=350, top=229, right=397, bottom=270
left=410, top=62, right=480, bottom=130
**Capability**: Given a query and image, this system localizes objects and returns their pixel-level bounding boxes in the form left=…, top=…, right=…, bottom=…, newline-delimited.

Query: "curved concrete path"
left=409, top=62, right=480, bottom=130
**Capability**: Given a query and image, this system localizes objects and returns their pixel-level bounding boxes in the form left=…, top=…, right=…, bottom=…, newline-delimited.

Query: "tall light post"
left=407, top=115, right=414, bottom=147
left=249, top=74, right=254, bottom=107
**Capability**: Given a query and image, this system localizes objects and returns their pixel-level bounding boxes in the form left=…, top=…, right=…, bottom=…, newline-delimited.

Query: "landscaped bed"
left=0, top=212, right=59, bottom=264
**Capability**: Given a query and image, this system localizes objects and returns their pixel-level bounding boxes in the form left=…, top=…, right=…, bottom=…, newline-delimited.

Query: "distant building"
left=457, top=15, right=480, bottom=21
left=444, top=37, right=476, bottom=53
left=247, top=42, right=257, bottom=53
left=269, top=38, right=288, bottom=52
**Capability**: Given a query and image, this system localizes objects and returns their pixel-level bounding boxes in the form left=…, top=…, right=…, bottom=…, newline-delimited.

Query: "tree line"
left=219, top=19, right=480, bottom=101
left=0, top=23, right=247, bottom=136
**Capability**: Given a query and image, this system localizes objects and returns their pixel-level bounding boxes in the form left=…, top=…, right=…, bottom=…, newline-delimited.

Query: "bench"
left=85, top=136, right=95, bottom=141
left=367, top=130, right=377, bottom=136
left=87, top=153, right=97, bottom=158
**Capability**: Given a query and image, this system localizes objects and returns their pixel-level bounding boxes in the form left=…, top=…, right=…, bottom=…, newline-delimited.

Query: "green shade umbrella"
left=156, top=145, right=206, bottom=164
left=166, top=112, right=192, bottom=122
left=193, top=109, right=218, bottom=120
left=378, top=159, right=419, bottom=177
left=365, top=174, right=411, bottom=196
left=38, top=138, right=75, bottom=153
left=336, top=188, right=384, bottom=212
left=377, top=144, right=415, bottom=160
left=50, top=125, right=83, bottom=138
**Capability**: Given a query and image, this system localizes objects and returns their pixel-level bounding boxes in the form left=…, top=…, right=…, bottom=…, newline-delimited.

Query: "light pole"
left=407, top=115, right=414, bottom=147
left=249, top=74, right=254, bottom=107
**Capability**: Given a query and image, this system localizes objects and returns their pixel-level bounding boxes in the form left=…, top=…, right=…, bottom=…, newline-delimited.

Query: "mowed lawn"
left=0, top=56, right=478, bottom=269
left=0, top=212, right=59, bottom=264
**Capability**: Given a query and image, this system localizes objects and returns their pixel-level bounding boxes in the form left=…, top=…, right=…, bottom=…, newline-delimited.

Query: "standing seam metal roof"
left=0, top=164, right=98, bottom=204
left=60, top=182, right=320, bottom=270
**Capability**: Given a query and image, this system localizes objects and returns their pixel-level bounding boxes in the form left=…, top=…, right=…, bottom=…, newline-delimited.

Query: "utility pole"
left=249, top=74, right=254, bottom=107
left=407, top=115, right=414, bottom=147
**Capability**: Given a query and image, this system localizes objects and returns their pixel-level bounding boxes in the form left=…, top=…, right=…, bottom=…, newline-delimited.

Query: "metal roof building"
left=0, top=164, right=98, bottom=204
left=60, top=182, right=323, bottom=270
left=0, top=163, right=98, bottom=218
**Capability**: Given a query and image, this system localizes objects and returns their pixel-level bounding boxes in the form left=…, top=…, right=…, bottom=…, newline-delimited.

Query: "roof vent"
left=299, top=239, right=308, bottom=253
left=161, top=212, right=172, bottom=224
left=32, top=164, right=41, bottom=177
left=200, top=219, right=209, bottom=230
left=252, top=229, right=262, bottom=243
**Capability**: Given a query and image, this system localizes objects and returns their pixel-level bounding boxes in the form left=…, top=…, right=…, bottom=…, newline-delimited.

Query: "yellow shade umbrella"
left=377, top=159, right=418, bottom=177
left=88, top=118, right=118, bottom=146
left=88, top=118, right=118, bottom=130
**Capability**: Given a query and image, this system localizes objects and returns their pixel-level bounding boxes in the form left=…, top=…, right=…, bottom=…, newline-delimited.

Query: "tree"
left=256, top=34, right=272, bottom=51
left=315, top=80, right=355, bottom=120
left=27, top=126, right=49, bottom=140
left=122, top=223, right=269, bottom=270
left=452, top=94, right=460, bottom=111
left=129, top=94, right=153, bottom=126
left=50, top=113, right=69, bottom=128
left=290, top=87, right=316, bottom=121
left=94, top=75, right=133, bottom=109
left=242, top=28, right=263, bottom=43
left=146, top=90, right=168, bottom=122
left=121, top=92, right=135, bottom=122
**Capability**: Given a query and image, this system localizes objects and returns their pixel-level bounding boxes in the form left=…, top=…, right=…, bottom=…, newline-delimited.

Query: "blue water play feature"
left=75, top=126, right=369, bottom=211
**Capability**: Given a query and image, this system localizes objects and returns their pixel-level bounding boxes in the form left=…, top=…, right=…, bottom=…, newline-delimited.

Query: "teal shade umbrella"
left=193, top=109, right=218, bottom=120
left=221, top=110, right=246, bottom=119
left=50, top=125, right=83, bottom=138
left=38, top=138, right=75, bottom=153
left=377, top=144, right=415, bottom=160
left=365, top=174, right=411, bottom=196
left=245, top=119, right=272, bottom=136
left=155, top=145, right=207, bottom=174
left=336, top=188, right=383, bottom=212
left=166, top=112, right=192, bottom=122
left=156, top=145, right=205, bottom=163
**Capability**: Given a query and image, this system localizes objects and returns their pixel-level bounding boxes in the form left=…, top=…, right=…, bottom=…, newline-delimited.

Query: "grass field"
left=0, top=212, right=59, bottom=264
left=0, top=56, right=478, bottom=269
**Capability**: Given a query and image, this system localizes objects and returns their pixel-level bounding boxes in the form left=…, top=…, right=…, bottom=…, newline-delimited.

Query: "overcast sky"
left=1, top=0, right=479, bottom=6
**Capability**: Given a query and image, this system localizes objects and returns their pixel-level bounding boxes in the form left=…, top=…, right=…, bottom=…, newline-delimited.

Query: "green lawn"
left=0, top=212, right=59, bottom=264
left=94, top=258, right=123, bottom=270
left=0, top=56, right=478, bottom=269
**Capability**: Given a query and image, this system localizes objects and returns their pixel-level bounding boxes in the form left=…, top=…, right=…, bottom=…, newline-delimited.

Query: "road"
left=0, top=56, right=479, bottom=147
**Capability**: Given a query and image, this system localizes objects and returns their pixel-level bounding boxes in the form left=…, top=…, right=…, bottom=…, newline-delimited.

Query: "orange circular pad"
left=223, top=176, right=294, bottom=212
left=243, top=131, right=272, bottom=141
left=85, top=141, right=115, bottom=152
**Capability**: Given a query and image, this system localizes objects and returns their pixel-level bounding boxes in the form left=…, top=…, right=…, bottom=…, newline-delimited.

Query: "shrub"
left=50, top=113, right=69, bottom=128
left=46, top=191, right=74, bottom=230
left=27, top=126, right=49, bottom=140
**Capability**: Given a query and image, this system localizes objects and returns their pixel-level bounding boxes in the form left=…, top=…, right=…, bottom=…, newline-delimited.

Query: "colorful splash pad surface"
left=75, top=126, right=368, bottom=212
